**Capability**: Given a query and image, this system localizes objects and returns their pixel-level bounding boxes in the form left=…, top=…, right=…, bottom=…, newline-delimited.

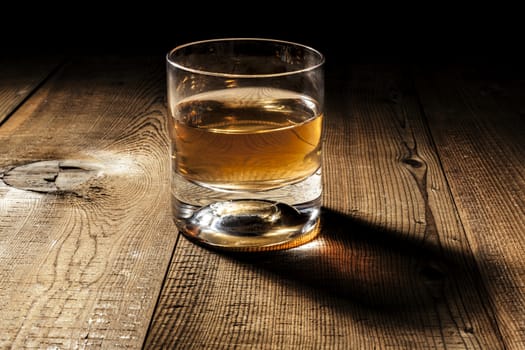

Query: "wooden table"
left=0, top=55, right=523, bottom=349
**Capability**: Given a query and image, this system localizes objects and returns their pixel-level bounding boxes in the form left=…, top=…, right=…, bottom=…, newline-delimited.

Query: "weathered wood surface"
left=416, top=64, right=525, bottom=349
left=144, top=65, right=522, bottom=349
left=0, top=58, right=61, bottom=125
left=0, top=57, right=177, bottom=349
left=1, top=58, right=523, bottom=349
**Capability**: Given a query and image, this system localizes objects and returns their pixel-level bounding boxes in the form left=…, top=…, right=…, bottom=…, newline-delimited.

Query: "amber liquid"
left=171, top=87, right=322, bottom=191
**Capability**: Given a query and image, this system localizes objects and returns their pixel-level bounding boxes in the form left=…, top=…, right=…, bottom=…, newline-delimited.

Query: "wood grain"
left=0, top=57, right=177, bottom=348
left=0, top=57, right=60, bottom=124
left=416, top=64, right=525, bottom=350
left=144, top=66, right=506, bottom=349
left=3, top=58, right=522, bottom=349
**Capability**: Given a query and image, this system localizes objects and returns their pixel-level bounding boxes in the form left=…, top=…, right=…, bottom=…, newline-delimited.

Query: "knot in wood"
left=2, top=160, right=102, bottom=194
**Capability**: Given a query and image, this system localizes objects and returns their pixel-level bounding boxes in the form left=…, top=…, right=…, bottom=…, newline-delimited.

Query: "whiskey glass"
left=167, top=38, right=324, bottom=251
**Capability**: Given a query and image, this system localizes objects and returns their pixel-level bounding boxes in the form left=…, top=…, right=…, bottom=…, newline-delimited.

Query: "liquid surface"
left=171, top=87, right=322, bottom=190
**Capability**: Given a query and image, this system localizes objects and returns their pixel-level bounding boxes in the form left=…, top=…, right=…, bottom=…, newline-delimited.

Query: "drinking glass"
left=167, top=38, right=324, bottom=251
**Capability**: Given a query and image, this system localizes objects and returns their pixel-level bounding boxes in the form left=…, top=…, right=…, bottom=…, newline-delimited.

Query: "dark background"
left=2, top=3, right=523, bottom=94
left=2, top=4, right=521, bottom=64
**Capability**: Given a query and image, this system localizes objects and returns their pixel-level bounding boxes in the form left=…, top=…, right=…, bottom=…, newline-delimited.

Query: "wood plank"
left=416, top=64, right=525, bottom=350
left=0, top=57, right=177, bottom=348
left=0, top=57, right=60, bottom=124
left=145, top=65, right=505, bottom=349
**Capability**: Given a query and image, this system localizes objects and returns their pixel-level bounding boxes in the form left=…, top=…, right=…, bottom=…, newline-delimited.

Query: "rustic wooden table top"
left=0, top=55, right=523, bottom=349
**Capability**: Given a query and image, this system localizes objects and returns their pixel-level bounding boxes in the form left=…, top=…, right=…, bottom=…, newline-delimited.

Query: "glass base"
left=176, top=199, right=320, bottom=252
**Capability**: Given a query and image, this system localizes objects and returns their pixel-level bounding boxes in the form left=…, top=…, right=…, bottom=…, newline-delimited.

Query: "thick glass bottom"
left=174, top=199, right=320, bottom=252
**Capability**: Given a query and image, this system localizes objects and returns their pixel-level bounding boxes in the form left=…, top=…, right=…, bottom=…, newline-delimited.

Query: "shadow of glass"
left=217, top=207, right=495, bottom=322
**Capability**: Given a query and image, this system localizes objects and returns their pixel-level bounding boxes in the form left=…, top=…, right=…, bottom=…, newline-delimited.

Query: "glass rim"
left=166, top=37, right=325, bottom=78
